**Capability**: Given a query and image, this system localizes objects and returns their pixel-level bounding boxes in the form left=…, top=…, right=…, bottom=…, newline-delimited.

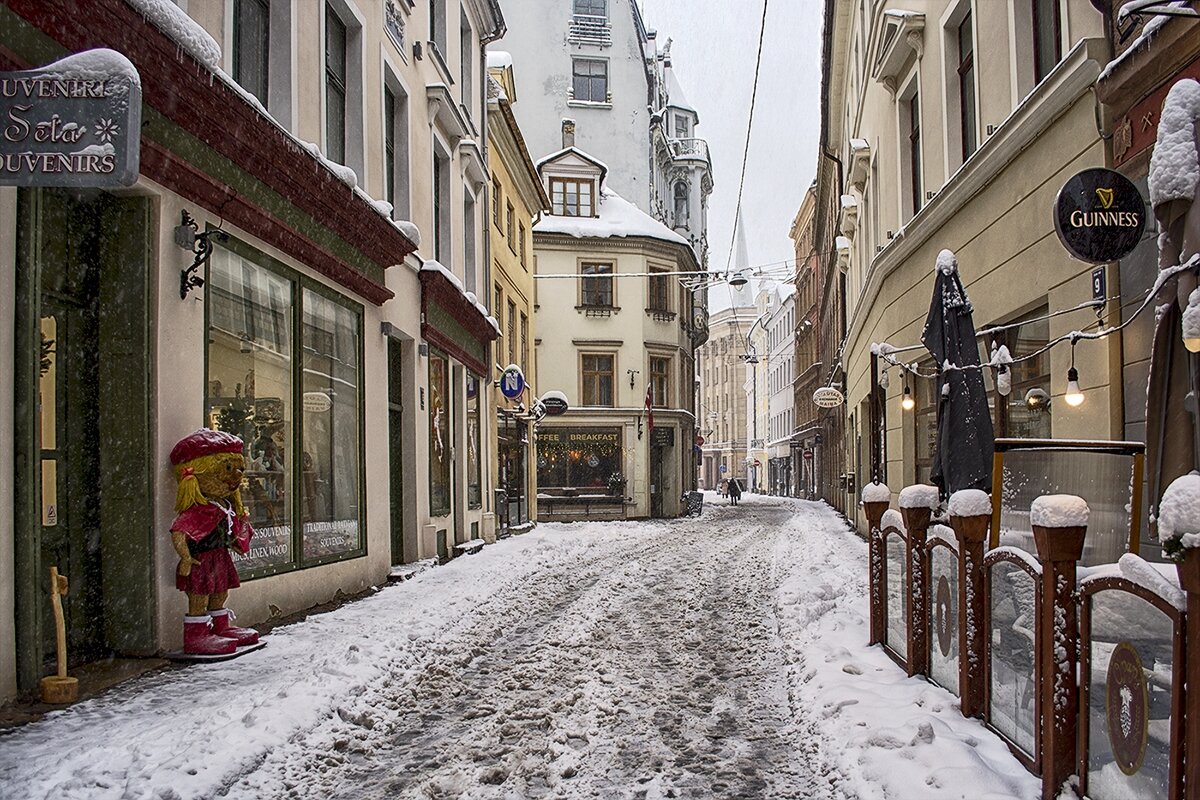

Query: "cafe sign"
left=1054, top=168, right=1145, bottom=264
left=1, top=49, right=141, bottom=187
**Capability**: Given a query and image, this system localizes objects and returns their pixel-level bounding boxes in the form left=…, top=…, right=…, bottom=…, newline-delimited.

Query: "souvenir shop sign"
left=1, top=49, right=141, bottom=187
left=1054, top=168, right=1145, bottom=264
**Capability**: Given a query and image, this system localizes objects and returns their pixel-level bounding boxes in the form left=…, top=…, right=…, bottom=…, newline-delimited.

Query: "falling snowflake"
left=94, top=118, right=119, bottom=143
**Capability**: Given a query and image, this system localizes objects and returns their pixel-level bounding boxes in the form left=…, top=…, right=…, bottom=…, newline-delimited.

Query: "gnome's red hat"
left=170, top=428, right=245, bottom=466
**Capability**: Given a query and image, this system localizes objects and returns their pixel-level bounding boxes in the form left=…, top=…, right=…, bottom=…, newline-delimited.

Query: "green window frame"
left=205, top=234, right=367, bottom=580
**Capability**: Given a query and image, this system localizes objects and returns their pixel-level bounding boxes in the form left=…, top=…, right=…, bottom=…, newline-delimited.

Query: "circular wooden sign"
left=1105, top=641, right=1149, bottom=776
left=1054, top=168, right=1146, bottom=264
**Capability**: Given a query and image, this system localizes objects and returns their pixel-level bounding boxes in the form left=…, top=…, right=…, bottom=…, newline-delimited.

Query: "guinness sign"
left=1054, top=168, right=1145, bottom=264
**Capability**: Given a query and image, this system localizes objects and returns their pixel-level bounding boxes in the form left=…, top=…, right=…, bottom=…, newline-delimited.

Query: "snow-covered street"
left=0, top=496, right=1038, bottom=800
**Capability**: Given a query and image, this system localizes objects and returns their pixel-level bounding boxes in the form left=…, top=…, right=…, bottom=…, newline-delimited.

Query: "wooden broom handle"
left=49, top=566, right=69, bottom=679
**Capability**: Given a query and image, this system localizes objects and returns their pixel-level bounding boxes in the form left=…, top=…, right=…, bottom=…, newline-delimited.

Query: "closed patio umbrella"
left=921, top=249, right=994, bottom=496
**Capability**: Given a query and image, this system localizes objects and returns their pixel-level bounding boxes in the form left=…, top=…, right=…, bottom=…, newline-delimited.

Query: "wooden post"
left=863, top=500, right=890, bottom=647
left=39, top=566, right=78, bottom=704
left=1177, top=550, right=1200, bottom=800
left=1032, top=518, right=1087, bottom=800
left=950, top=513, right=989, bottom=718
left=901, top=505, right=932, bottom=677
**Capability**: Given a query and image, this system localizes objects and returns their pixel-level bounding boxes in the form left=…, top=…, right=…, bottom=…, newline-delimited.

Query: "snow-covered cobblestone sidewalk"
left=0, top=496, right=1038, bottom=799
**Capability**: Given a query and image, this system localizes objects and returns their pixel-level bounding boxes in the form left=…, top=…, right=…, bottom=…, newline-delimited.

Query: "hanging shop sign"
left=541, top=390, right=569, bottom=416
left=1054, top=168, right=1146, bottom=264
left=1, top=49, right=142, bottom=187
left=651, top=427, right=675, bottom=447
left=812, top=386, right=845, bottom=408
left=500, top=365, right=526, bottom=399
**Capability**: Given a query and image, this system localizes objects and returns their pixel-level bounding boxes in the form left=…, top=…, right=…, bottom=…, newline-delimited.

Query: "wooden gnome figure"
left=169, top=429, right=259, bottom=655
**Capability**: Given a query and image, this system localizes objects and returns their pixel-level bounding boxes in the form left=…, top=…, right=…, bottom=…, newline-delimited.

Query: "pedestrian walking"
left=727, top=477, right=742, bottom=506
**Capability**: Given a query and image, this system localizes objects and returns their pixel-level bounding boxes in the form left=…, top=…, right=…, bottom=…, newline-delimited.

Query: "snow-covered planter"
left=1157, top=472, right=1200, bottom=562
left=898, top=484, right=939, bottom=510
left=948, top=489, right=991, bottom=518
left=1030, top=494, right=1089, bottom=529
left=861, top=481, right=891, bottom=505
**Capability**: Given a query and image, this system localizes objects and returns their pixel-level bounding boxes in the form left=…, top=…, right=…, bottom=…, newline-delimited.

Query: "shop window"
left=582, top=354, right=615, bottom=406
left=428, top=349, right=452, bottom=516
left=536, top=428, right=622, bottom=489
left=206, top=240, right=364, bottom=577
left=467, top=373, right=481, bottom=508
left=581, top=261, right=613, bottom=307
left=650, top=356, right=670, bottom=408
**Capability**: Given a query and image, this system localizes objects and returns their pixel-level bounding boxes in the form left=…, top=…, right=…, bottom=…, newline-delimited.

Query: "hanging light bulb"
left=901, top=382, right=915, bottom=411
left=1064, top=342, right=1084, bottom=407
left=1065, top=367, right=1085, bottom=406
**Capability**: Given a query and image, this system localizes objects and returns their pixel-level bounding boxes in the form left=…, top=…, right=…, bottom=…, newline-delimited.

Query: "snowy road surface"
left=0, top=495, right=1040, bottom=800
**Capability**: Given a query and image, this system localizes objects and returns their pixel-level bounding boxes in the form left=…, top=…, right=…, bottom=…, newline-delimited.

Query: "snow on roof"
left=835, top=236, right=852, bottom=251
left=126, top=0, right=221, bottom=69
left=840, top=194, right=858, bottom=209
left=1030, top=494, right=1089, bottom=528
left=535, top=146, right=610, bottom=181
left=1149, top=78, right=1200, bottom=208
left=534, top=188, right=690, bottom=247
left=421, top=260, right=500, bottom=333
left=665, top=68, right=696, bottom=115
left=849, top=138, right=870, bottom=152
left=486, top=50, right=513, bottom=69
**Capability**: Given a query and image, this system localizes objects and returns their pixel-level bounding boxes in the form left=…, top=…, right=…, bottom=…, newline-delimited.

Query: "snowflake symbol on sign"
left=94, top=118, right=119, bottom=143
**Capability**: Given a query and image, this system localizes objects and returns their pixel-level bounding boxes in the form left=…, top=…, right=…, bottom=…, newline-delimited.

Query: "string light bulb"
left=901, top=383, right=915, bottom=411
left=1064, top=342, right=1084, bottom=407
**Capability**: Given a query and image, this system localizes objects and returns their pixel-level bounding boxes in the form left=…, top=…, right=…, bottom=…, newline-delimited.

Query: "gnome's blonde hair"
left=175, top=453, right=247, bottom=515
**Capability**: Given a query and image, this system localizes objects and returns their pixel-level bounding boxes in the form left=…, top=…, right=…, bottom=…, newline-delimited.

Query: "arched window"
left=673, top=181, right=689, bottom=227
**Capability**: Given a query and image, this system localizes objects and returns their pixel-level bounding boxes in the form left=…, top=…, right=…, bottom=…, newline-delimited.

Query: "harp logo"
left=1095, top=187, right=1115, bottom=209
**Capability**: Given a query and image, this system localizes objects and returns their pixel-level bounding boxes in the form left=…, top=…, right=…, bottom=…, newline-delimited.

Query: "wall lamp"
left=176, top=210, right=228, bottom=300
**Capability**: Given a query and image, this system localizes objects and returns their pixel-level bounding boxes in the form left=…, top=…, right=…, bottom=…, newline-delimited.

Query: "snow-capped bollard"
left=899, top=484, right=939, bottom=677
left=948, top=489, right=991, bottom=718
left=861, top=481, right=892, bottom=647
left=1158, top=472, right=1200, bottom=796
left=1030, top=494, right=1088, bottom=800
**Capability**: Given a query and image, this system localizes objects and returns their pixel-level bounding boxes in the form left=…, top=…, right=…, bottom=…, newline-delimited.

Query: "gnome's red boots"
left=184, top=615, right=237, bottom=655
left=210, top=608, right=259, bottom=646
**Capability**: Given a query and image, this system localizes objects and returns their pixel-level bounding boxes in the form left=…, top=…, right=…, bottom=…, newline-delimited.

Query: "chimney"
left=562, top=118, right=576, bottom=149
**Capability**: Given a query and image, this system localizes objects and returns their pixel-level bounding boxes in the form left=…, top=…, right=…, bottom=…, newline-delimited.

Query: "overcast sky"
left=637, top=0, right=823, bottom=311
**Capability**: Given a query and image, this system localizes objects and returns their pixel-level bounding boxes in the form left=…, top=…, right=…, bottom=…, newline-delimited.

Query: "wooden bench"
left=538, top=494, right=626, bottom=521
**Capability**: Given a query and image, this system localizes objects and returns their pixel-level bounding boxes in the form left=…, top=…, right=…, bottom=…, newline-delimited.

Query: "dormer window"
left=550, top=177, right=595, bottom=217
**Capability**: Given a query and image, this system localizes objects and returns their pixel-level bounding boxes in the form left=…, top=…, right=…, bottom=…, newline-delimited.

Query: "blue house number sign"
left=500, top=365, right=525, bottom=399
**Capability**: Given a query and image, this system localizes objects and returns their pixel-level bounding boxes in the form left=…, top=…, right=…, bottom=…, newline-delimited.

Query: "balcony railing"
left=669, top=137, right=710, bottom=164
left=568, top=14, right=612, bottom=47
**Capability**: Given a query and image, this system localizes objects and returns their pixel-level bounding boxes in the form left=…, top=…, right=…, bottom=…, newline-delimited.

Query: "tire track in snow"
left=222, top=503, right=847, bottom=799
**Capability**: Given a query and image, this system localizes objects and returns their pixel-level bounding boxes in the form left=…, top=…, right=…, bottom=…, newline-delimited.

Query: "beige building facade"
left=698, top=306, right=753, bottom=490
left=0, top=0, right=501, bottom=699
left=822, top=0, right=1113, bottom=526
left=486, top=56, right=551, bottom=537
left=532, top=148, right=701, bottom=519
